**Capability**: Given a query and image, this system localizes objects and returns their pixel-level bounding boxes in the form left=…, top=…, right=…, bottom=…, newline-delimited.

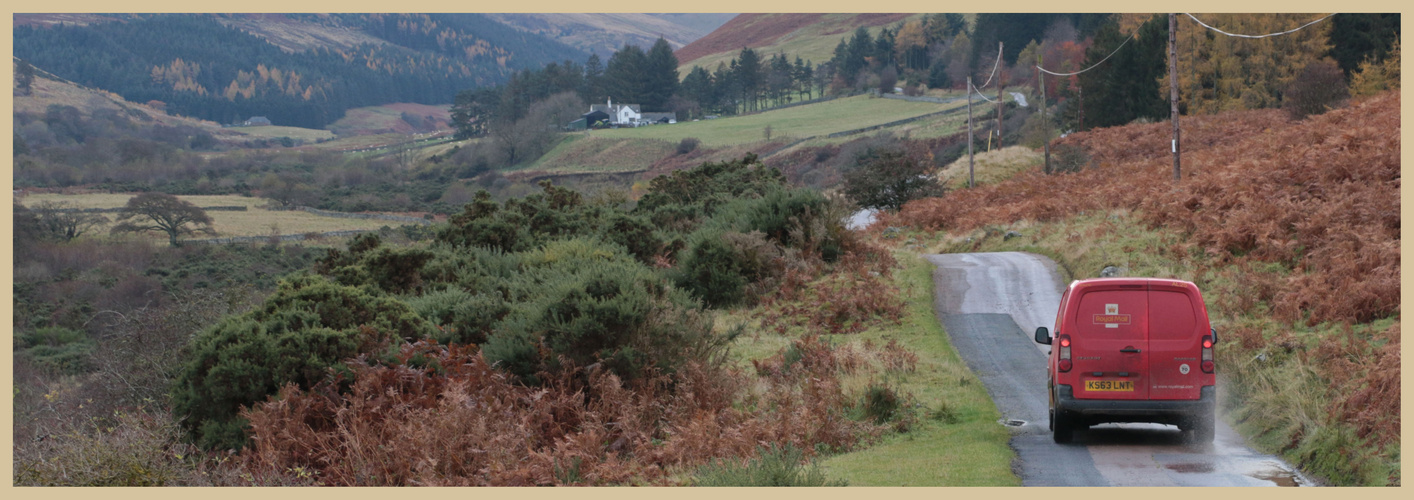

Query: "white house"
left=587, top=98, right=675, bottom=127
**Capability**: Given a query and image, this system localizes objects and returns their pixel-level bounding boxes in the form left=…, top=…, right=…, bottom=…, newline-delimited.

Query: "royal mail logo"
left=1094, top=304, right=1131, bottom=327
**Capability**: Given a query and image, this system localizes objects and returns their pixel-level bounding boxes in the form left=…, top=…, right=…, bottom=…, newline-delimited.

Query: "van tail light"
left=1058, top=334, right=1072, bottom=372
left=1201, top=335, right=1215, bottom=373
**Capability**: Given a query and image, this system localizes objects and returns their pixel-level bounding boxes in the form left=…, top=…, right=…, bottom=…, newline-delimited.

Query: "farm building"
left=587, top=99, right=674, bottom=127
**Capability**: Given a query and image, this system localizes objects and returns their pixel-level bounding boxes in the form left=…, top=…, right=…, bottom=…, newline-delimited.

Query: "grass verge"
left=726, top=251, right=1018, bottom=486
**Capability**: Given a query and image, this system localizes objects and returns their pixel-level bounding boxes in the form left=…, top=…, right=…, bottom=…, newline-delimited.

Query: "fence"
left=51, top=205, right=249, bottom=213
left=186, top=229, right=379, bottom=245
left=294, top=206, right=432, bottom=225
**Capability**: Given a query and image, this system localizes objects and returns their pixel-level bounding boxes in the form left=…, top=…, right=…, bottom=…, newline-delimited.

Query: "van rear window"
left=1149, top=290, right=1197, bottom=340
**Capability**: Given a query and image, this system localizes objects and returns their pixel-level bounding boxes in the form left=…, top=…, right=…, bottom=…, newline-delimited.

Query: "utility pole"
left=967, top=77, right=974, bottom=188
left=1038, top=54, right=1050, bottom=175
left=995, top=42, right=1004, bottom=150
left=1169, top=13, right=1181, bottom=182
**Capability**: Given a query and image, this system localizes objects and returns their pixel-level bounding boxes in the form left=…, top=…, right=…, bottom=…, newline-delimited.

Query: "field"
left=19, top=193, right=405, bottom=242
left=520, top=135, right=676, bottom=174
left=327, top=103, right=452, bottom=136
left=591, top=95, right=959, bottom=147
left=232, top=125, right=335, bottom=141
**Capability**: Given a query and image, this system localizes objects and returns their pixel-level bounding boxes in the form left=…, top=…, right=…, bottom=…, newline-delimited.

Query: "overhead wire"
left=976, top=46, right=1003, bottom=89
left=1184, top=13, right=1335, bottom=39
left=1036, top=32, right=1136, bottom=77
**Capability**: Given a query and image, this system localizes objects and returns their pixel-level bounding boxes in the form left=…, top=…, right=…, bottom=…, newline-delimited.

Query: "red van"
left=1034, top=278, right=1218, bottom=443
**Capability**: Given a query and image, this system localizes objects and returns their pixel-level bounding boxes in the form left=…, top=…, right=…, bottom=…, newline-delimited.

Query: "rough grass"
left=519, top=135, right=676, bottom=174
left=326, top=103, right=451, bottom=136
left=592, top=95, right=954, bottom=147
left=724, top=252, right=1017, bottom=486
left=937, top=145, right=1043, bottom=188
left=18, top=193, right=402, bottom=240
left=815, top=254, right=1017, bottom=486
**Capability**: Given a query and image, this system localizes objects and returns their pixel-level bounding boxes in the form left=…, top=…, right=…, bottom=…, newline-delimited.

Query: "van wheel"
left=1184, top=413, right=1215, bottom=443
left=1053, top=411, right=1074, bottom=444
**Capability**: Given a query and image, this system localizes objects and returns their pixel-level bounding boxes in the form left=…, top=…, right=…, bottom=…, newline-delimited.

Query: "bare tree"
left=111, top=193, right=214, bottom=246
left=28, top=201, right=108, bottom=242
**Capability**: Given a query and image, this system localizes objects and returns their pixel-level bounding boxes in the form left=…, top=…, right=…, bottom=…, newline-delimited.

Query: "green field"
left=20, top=193, right=405, bottom=242
left=590, top=95, right=961, bottom=147
left=233, top=125, right=335, bottom=141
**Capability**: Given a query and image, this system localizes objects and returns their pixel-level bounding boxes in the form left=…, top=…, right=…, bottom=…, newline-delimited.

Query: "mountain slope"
left=13, top=14, right=586, bottom=129
left=485, top=13, right=734, bottom=58
left=675, top=13, right=915, bottom=71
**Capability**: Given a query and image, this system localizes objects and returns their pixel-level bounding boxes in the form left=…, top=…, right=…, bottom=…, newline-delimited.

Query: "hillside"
left=889, top=91, right=1401, bottom=485
left=675, top=13, right=915, bottom=71
left=484, top=13, right=734, bottom=58
left=12, top=14, right=586, bottom=129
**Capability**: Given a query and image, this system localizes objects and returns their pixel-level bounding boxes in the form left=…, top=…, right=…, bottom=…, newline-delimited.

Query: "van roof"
left=1067, top=277, right=1198, bottom=293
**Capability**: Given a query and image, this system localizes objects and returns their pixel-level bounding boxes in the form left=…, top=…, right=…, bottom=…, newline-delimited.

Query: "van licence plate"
left=1085, top=380, right=1134, bottom=392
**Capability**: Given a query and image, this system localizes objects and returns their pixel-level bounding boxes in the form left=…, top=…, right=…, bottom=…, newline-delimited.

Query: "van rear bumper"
left=1056, top=385, right=1215, bottom=425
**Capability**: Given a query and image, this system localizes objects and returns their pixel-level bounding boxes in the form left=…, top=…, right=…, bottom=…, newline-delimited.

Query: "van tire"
left=1184, top=413, right=1215, bottom=443
left=1053, top=412, right=1075, bottom=444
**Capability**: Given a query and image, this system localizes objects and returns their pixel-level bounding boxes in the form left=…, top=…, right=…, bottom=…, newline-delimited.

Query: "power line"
left=968, top=82, right=997, bottom=103
left=977, top=46, right=1003, bottom=88
left=1184, top=13, right=1335, bottom=39
left=1036, top=32, right=1136, bottom=77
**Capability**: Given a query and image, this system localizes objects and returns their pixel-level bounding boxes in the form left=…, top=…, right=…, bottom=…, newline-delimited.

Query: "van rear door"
left=1146, top=285, right=1206, bottom=400
left=1070, top=284, right=1149, bottom=400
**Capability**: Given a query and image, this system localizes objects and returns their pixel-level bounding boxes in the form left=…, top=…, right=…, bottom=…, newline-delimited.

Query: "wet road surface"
left=927, top=252, right=1312, bottom=487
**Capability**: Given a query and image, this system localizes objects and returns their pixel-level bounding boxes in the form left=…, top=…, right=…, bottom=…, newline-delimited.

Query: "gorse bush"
left=14, top=326, right=95, bottom=375
left=172, top=274, right=435, bottom=450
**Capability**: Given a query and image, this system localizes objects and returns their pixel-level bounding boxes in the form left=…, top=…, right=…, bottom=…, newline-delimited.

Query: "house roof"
left=589, top=103, right=641, bottom=113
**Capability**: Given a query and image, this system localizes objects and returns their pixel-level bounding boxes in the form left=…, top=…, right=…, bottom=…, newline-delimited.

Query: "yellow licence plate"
left=1085, top=380, right=1134, bottom=392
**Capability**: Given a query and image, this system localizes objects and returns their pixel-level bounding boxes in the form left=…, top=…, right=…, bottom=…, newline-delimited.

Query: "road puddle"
left=1165, top=462, right=1216, bottom=474
left=1245, top=462, right=1303, bottom=487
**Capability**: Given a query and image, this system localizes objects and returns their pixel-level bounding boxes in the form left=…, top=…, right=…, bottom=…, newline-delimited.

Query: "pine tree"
left=644, top=38, right=680, bottom=111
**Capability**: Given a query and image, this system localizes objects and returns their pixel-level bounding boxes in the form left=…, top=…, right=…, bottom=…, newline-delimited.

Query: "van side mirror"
left=1035, top=327, right=1051, bottom=345
left=1211, top=327, right=1219, bottom=345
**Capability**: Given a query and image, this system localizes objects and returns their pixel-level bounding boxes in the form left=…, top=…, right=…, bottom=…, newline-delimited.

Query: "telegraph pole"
left=967, top=77, right=974, bottom=188
left=1169, top=13, right=1181, bottom=182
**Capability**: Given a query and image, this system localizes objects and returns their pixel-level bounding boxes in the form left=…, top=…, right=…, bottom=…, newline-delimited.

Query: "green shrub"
left=693, top=445, right=847, bottom=486
left=16, top=326, right=95, bottom=375
left=171, top=274, right=436, bottom=450
left=842, top=147, right=945, bottom=211
left=485, top=238, right=721, bottom=383
left=677, top=230, right=749, bottom=308
left=634, top=154, right=786, bottom=224
left=860, top=383, right=903, bottom=424
left=404, top=287, right=508, bottom=346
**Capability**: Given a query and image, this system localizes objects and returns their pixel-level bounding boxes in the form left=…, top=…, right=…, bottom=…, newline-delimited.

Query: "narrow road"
left=927, top=252, right=1313, bottom=487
